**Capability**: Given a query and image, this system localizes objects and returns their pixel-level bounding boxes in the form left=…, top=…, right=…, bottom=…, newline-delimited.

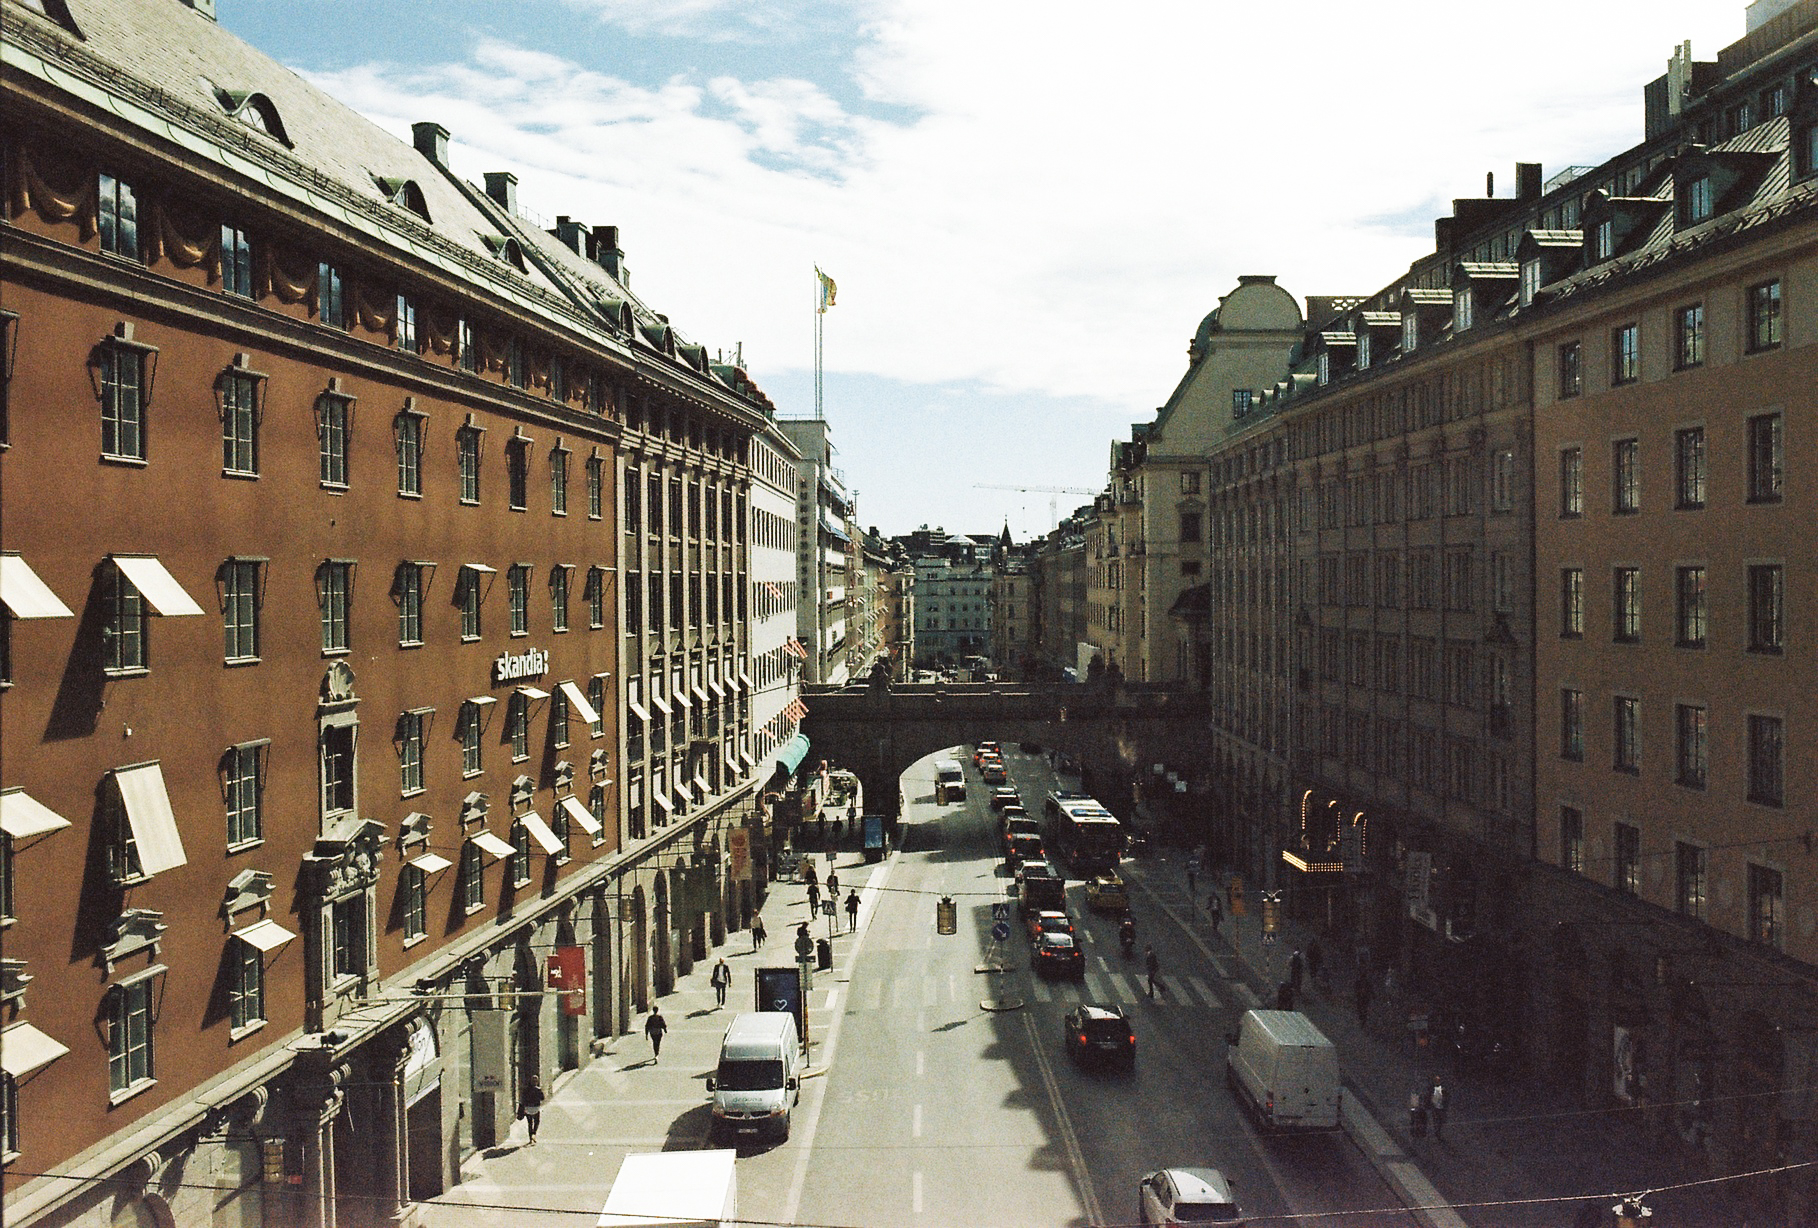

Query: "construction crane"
left=975, top=483, right=1100, bottom=532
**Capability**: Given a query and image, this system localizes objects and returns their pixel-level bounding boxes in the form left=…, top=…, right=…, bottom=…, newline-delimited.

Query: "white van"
left=1225, top=1009, right=1341, bottom=1132
left=707, top=1012, right=801, bottom=1142
left=935, top=759, right=966, bottom=804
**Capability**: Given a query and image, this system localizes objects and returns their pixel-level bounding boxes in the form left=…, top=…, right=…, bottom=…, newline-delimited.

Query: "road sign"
left=991, top=921, right=1010, bottom=942
left=821, top=899, right=836, bottom=916
left=992, top=902, right=1010, bottom=924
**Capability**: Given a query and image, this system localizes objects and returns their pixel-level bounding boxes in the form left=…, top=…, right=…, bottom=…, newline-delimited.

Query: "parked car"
left=1031, top=931, right=1084, bottom=979
left=1137, top=1168, right=1244, bottom=1224
left=1085, top=873, right=1129, bottom=914
left=990, top=787, right=1021, bottom=811
left=1065, top=1003, right=1135, bottom=1069
left=1023, top=909, right=1074, bottom=943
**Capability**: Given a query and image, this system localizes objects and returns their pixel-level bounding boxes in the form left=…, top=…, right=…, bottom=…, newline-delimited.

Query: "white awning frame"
left=0, top=789, right=72, bottom=839
left=407, top=851, right=454, bottom=875
left=470, top=831, right=515, bottom=861
left=113, top=762, right=188, bottom=876
left=110, top=556, right=205, bottom=617
left=1, top=1022, right=70, bottom=1078
left=650, top=693, right=674, bottom=716
left=0, top=554, right=73, bottom=619
left=519, top=812, right=563, bottom=855
left=628, top=699, right=651, bottom=723
left=232, top=918, right=297, bottom=953
left=559, top=680, right=600, bottom=727
left=561, top=794, right=602, bottom=836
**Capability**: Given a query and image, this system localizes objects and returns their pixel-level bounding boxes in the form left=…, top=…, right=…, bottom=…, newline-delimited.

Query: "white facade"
left=777, top=419, right=854, bottom=686
left=750, top=422, right=802, bottom=771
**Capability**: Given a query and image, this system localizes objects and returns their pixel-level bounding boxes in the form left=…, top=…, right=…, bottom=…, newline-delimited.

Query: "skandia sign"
left=494, top=647, right=549, bottom=684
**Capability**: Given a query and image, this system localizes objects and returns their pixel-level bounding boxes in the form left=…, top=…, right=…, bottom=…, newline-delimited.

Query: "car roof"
left=1158, top=1167, right=1235, bottom=1204
left=1036, top=910, right=1069, bottom=921
left=1021, top=860, right=1056, bottom=875
left=1037, top=931, right=1077, bottom=948
left=1077, top=1003, right=1127, bottom=1022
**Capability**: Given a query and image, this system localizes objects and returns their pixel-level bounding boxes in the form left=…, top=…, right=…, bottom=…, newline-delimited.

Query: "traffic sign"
left=991, top=902, right=1010, bottom=924
left=991, top=921, right=1010, bottom=941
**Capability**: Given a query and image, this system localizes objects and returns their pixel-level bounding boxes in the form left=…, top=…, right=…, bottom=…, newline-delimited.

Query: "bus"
left=1043, top=793, right=1123, bottom=874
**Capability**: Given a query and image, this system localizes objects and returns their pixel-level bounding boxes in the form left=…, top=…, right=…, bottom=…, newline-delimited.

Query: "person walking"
left=1206, top=890, right=1222, bottom=937
left=845, top=889, right=860, bottom=932
left=1354, top=970, right=1374, bottom=1029
left=1428, top=1077, right=1448, bottom=1141
left=826, top=869, right=840, bottom=901
left=1144, top=944, right=1163, bottom=998
left=802, top=859, right=817, bottom=890
left=751, top=913, right=767, bottom=951
left=518, top=1076, right=544, bottom=1145
left=1287, top=948, right=1305, bottom=992
left=644, top=1008, right=668, bottom=1063
left=806, top=879, right=821, bottom=916
left=710, top=957, right=731, bottom=1008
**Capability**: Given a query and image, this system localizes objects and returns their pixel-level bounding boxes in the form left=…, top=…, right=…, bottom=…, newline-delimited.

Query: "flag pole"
left=814, top=265, right=823, bottom=421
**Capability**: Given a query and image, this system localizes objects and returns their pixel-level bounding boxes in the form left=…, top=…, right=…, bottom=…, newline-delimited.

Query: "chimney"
left=1485, top=170, right=1495, bottom=197
left=483, top=171, right=518, bottom=214
left=1434, top=216, right=1454, bottom=253
left=1516, top=162, right=1542, bottom=202
left=412, top=122, right=449, bottom=168
left=552, top=215, right=587, bottom=256
left=592, top=224, right=626, bottom=282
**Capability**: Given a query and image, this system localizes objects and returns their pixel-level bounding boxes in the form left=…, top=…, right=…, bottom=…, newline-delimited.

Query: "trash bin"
left=815, top=938, right=832, bottom=970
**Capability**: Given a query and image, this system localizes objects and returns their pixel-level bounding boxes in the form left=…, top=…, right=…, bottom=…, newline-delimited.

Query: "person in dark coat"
left=645, top=1009, right=668, bottom=1062
left=519, top=1077, right=544, bottom=1145
left=1144, top=945, right=1163, bottom=997
left=1287, top=948, right=1305, bottom=991
left=845, top=890, right=860, bottom=932
left=751, top=914, right=767, bottom=950
left=1206, top=891, right=1222, bottom=936
left=710, top=957, right=731, bottom=1007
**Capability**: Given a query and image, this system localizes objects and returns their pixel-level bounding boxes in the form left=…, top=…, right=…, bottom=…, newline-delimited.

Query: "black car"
left=1032, top=931, right=1084, bottom=979
left=1065, top=1003, right=1135, bottom=1068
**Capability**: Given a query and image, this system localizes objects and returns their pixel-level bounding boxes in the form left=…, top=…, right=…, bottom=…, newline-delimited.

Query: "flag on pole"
left=815, top=266, right=837, bottom=313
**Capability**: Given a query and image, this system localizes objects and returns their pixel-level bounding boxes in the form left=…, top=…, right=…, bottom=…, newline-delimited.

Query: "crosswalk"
left=843, top=970, right=1240, bottom=1011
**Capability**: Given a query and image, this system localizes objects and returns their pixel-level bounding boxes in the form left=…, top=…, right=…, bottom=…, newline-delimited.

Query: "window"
left=1490, top=449, right=1514, bottom=513
left=1611, top=324, right=1639, bottom=385
left=1675, top=703, right=1707, bottom=788
left=1559, top=447, right=1583, bottom=517
left=551, top=448, right=569, bottom=516
left=318, top=262, right=345, bottom=329
left=509, top=694, right=530, bottom=761
left=1749, top=863, right=1784, bottom=948
left=587, top=456, right=604, bottom=519
left=1748, top=280, right=1782, bottom=352
left=330, top=893, right=366, bottom=981
left=1181, top=470, right=1202, bottom=495
left=551, top=567, right=570, bottom=632
left=320, top=723, right=356, bottom=816
left=1179, top=511, right=1201, bottom=543
left=511, top=822, right=532, bottom=887
left=99, top=343, right=147, bottom=462
left=230, top=937, right=264, bottom=1032
left=103, top=565, right=147, bottom=673
left=1400, top=312, right=1418, bottom=353
left=401, top=864, right=427, bottom=942
left=460, top=841, right=484, bottom=912
left=1612, top=439, right=1639, bottom=513
left=399, top=710, right=425, bottom=795
left=552, top=691, right=570, bottom=748
left=1593, top=217, right=1614, bottom=261
left=1675, top=304, right=1705, bottom=369
left=508, top=565, right=530, bottom=635
left=220, top=224, right=253, bottom=298
left=1747, top=564, right=1783, bottom=652
left=457, top=426, right=482, bottom=504
left=460, top=702, right=483, bottom=776
left=1675, top=843, right=1707, bottom=919
left=220, top=369, right=260, bottom=475
left=1613, top=695, right=1640, bottom=773
left=1520, top=258, right=1542, bottom=306
left=2, top=1071, right=15, bottom=1159
left=99, top=174, right=139, bottom=259
left=1675, top=566, right=1706, bottom=647
left=506, top=337, right=527, bottom=390
left=1560, top=806, right=1584, bottom=873
left=318, top=561, right=351, bottom=653
left=1453, top=288, right=1473, bottom=332
left=225, top=742, right=263, bottom=846
left=1560, top=689, right=1584, bottom=761
left=1558, top=341, right=1582, bottom=399
left=1613, top=568, right=1640, bottom=643
left=587, top=567, right=606, bottom=630
left=1614, top=822, right=1640, bottom=895
left=1560, top=568, right=1584, bottom=638
left=1357, top=331, right=1371, bottom=369
left=457, top=318, right=479, bottom=373
left=588, top=676, right=606, bottom=738
left=222, top=558, right=261, bottom=662
left=318, top=393, right=350, bottom=488
left=395, top=409, right=424, bottom=496
left=108, top=978, right=155, bottom=1095
left=1748, top=714, right=1784, bottom=806
left=1683, top=175, right=1713, bottom=224
left=1489, top=551, right=1512, bottom=614
left=1674, top=427, right=1705, bottom=509
left=508, top=441, right=529, bottom=511
left=459, top=568, right=483, bottom=641
left=1747, top=414, right=1783, bottom=503
left=395, top=294, right=418, bottom=353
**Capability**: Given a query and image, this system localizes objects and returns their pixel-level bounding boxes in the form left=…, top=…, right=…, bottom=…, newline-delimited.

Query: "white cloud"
left=309, top=1, right=1746, bottom=415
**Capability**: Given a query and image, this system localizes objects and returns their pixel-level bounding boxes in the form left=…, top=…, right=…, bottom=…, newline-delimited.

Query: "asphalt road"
left=786, top=744, right=1415, bottom=1228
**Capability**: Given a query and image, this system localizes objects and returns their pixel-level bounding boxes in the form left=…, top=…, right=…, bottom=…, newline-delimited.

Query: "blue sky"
left=224, top=0, right=1746, bottom=540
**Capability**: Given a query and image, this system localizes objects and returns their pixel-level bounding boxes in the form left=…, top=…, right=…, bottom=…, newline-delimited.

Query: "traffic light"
left=1261, top=892, right=1281, bottom=936
left=936, top=896, right=957, bottom=934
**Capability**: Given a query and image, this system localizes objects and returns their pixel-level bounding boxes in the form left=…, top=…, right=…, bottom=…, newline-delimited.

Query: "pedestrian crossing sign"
left=992, top=902, right=1010, bottom=923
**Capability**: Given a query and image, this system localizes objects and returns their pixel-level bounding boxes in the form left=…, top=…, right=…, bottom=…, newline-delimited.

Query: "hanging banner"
left=729, top=828, right=752, bottom=882
left=547, top=946, right=587, bottom=1017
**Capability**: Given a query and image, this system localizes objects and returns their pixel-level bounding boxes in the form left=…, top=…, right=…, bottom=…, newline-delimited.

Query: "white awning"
left=1, top=1022, right=69, bottom=1078
left=561, top=794, right=602, bottom=836
left=707, top=677, right=727, bottom=698
left=470, top=831, right=514, bottom=861
left=408, top=851, right=453, bottom=875
left=113, top=762, right=188, bottom=876
left=652, top=790, right=673, bottom=812
left=0, top=789, right=72, bottom=839
left=233, top=918, right=297, bottom=953
left=0, top=554, right=73, bottom=619
left=649, top=693, right=673, bottom=717
left=693, top=774, right=711, bottom=797
left=739, top=750, right=756, bottom=769
left=723, top=749, right=741, bottom=775
left=559, top=681, right=600, bottom=726
left=627, top=699, right=651, bottom=723
left=672, top=779, right=693, bottom=804
left=517, top=686, right=550, bottom=702
left=462, top=562, right=497, bottom=575
left=692, top=685, right=711, bottom=707
left=111, top=556, right=204, bottom=617
left=519, top=812, right=563, bottom=855
left=671, top=688, right=693, bottom=710
left=738, top=670, right=754, bottom=689
left=466, top=695, right=498, bottom=709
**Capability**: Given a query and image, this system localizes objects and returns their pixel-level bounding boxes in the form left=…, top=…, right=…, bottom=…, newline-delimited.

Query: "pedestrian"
left=846, top=801, right=857, bottom=825
left=1287, top=948, right=1304, bottom=991
left=1354, top=970, right=1374, bottom=1029
left=518, top=1076, right=544, bottom=1145
left=1275, top=980, right=1296, bottom=1010
left=1206, top=891, right=1222, bottom=936
left=1144, top=944, right=1163, bottom=998
left=644, top=1008, right=668, bottom=1062
left=751, top=913, right=767, bottom=951
left=794, top=922, right=813, bottom=961
left=807, top=880, right=821, bottom=916
left=1428, top=1077, right=1448, bottom=1141
left=1186, top=864, right=1197, bottom=898
left=827, top=869, right=840, bottom=901
left=1307, top=938, right=1324, bottom=988
left=802, top=859, right=817, bottom=889
left=1407, top=1088, right=1428, bottom=1138
left=845, top=889, right=860, bottom=932
left=710, top=957, right=731, bottom=1008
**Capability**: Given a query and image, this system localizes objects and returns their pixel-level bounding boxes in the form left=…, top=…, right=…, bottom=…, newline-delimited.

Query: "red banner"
left=547, top=946, right=587, bottom=1016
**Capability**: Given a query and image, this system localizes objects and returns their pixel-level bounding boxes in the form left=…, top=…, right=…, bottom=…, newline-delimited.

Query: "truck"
left=597, top=1150, right=738, bottom=1227
left=861, top=814, right=886, bottom=862
left=1224, top=1009, right=1342, bottom=1132
left=934, top=758, right=966, bottom=804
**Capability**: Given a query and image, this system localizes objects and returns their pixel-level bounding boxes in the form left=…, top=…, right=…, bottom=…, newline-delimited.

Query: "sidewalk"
left=1129, top=856, right=1742, bottom=1228
left=418, top=834, right=886, bottom=1227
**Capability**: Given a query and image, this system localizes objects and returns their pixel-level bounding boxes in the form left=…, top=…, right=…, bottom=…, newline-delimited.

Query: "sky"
left=222, top=0, right=1748, bottom=541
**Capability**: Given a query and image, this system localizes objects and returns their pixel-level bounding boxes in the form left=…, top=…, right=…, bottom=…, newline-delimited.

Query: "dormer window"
left=1768, top=84, right=1788, bottom=118
left=1593, top=218, right=1614, bottom=261
left=1520, top=258, right=1542, bottom=307
left=1317, top=351, right=1331, bottom=387
left=1453, top=289, right=1473, bottom=333
left=1683, top=175, right=1713, bottom=225
left=1802, top=124, right=1818, bottom=179
left=1356, top=331, right=1371, bottom=371
left=1403, top=314, right=1419, bottom=352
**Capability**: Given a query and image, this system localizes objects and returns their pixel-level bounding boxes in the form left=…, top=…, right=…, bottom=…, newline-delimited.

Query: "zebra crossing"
left=842, top=969, right=1237, bottom=1012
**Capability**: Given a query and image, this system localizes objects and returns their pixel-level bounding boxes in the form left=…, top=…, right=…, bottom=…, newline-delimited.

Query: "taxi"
left=1085, top=872, right=1129, bottom=915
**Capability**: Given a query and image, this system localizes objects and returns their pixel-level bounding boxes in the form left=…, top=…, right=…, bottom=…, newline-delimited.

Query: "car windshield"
left=715, top=1059, right=784, bottom=1090
left=1039, top=933, right=1076, bottom=950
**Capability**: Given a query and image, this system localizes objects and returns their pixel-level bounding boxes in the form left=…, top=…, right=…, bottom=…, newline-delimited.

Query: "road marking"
left=1185, top=975, right=1222, bottom=1008
left=915, top=1051, right=924, bottom=1077
left=912, top=1103, right=922, bottom=1137
left=1021, top=1011, right=1104, bottom=1227
left=948, top=972, right=958, bottom=1001
left=912, top=1171, right=923, bottom=1213
left=1029, top=979, right=1053, bottom=1003
left=922, top=976, right=938, bottom=1007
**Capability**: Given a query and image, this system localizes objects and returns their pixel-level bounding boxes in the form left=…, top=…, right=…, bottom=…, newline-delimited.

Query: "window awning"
left=692, top=684, right=711, bottom=706
left=672, top=688, right=693, bottom=710
left=461, top=562, right=497, bottom=575
left=466, top=695, right=498, bottom=709
left=517, top=685, right=550, bottom=701
left=652, top=790, right=673, bottom=812
left=519, top=812, right=563, bottom=855
left=739, top=749, right=756, bottom=769
left=650, top=693, right=673, bottom=716
left=774, top=733, right=812, bottom=778
left=628, top=699, right=651, bottom=723
left=0, top=554, right=73, bottom=619
left=1, top=1022, right=69, bottom=1078
left=470, top=831, right=515, bottom=861
left=0, top=788, right=72, bottom=839
left=408, top=851, right=453, bottom=875
left=672, top=779, right=693, bottom=804
left=561, top=794, right=602, bottom=836
left=723, top=748, right=741, bottom=775
left=559, top=681, right=600, bottom=726
left=111, top=556, right=204, bottom=616
left=738, top=670, right=754, bottom=690
left=708, top=677, right=727, bottom=699
left=693, top=774, right=711, bottom=797
left=233, top=918, right=297, bottom=953
left=113, top=762, right=188, bottom=876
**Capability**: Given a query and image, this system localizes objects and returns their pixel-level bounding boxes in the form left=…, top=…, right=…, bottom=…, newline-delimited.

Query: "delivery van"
left=935, top=758, right=966, bottom=804
left=1225, top=1009, right=1341, bottom=1132
left=597, top=1149, right=737, bottom=1227
left=707, top=1011, right=801, bottom=1142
